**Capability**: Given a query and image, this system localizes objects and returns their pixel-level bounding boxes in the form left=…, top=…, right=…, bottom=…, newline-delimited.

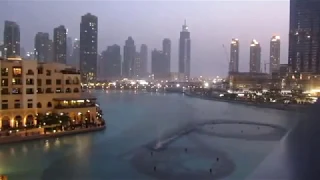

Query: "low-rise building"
left=228, top=72, right=271, bottom=92
left=0, top=57, right=101, bottom=129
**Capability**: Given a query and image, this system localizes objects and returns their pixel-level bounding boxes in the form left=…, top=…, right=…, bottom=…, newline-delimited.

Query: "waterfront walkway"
left=0, top=125, right=106, bottom=145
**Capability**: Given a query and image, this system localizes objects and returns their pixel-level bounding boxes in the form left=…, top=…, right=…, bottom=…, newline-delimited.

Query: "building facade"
left=0, top=57, right=100, bottom=129
left=3, top=21, right=20, bottom=58
left=53, top=25, right=67, bottom=64
left=288, top=0, right=320, bottom=73
left=80, top=13, right=98, bottom=83
left=71, top=39, right=80, bottom=70
left=270, top=35, right=281, bottom=74
left=229, top=38, right=239, bottom=72
left=123, top=37, right=136, bottom=78
left=249, top=39, right=261, bottom=73
left=152, top=49, right=170, bottom=80
left=34, top=32, right=50, bottom=62
left=101, top=44, right=121, bottom=80
left=163, top=38, right=171, bottom=74
left=178, top=20, right=191, bottom=81
left=140, top=44, right=148, bottom=77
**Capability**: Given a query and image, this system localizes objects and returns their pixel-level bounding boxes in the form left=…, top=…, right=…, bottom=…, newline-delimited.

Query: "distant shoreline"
left=184, top=92, right=308, bottom=112
left=0, top=126, right=106, bottom=145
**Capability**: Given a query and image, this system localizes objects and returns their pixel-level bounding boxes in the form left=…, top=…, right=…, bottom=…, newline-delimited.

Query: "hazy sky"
left=0, top=0, right=289, bottom=77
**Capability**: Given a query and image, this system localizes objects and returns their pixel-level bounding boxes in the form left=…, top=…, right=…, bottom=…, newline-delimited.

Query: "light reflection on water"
left=0, top=91, right=299, bottom=180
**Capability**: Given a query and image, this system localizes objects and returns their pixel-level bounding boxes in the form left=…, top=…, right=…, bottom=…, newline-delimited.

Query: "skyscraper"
left=66, top=37, right=73, bottom=65
left=3, top=21, right=20, bottom=57
left=249, top=39, right=261, bottom=73
left=34, top=32, right=50, bottom=62
left=80, top=13, right=98, bottom=83
left=0, top=43, right=4, bottom=57
left=288, top=0, right=320, bottom=73
left=163, top=38, right=171, bottom=74
left=53, top=25, right=67, bottom=64
left=48, top=39, right=53, bottom=62
left=178, top=20, right=191, bottom=81
left=101, top=44, right=121, bottom=80
left=151, top=49, right=170, bottom=80
left=123, top=37, right=136, bottom=78
left=133, top=52, right=142, bottom=78
left=270, top=35, right=281, bottom=74
left=229, top=38, right=239, bottom=72
left=71, top=38, right=80, bottom=69
left=140, top=44, right=148, bottom=77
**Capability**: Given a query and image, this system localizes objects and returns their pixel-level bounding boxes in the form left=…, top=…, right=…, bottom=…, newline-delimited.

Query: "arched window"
left=66, top=88, right=71, bottom=93
left=37, top=102, right=42, bottom=108
left=47, top=102, right=52, bottom=108
left=73, top=88, right=79, bottom=93
left=66, top=77, right=72, bottom=84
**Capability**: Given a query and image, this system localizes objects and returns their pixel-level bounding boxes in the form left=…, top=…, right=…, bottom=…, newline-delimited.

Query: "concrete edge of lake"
left=184, top=92, right=309, bottom=112
left=0, top=126, right=106, bottom=145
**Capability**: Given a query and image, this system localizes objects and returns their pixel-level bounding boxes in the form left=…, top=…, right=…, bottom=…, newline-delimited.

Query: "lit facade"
left=53, top=25, right=67, bottom=64
left=249, top=39, right=261, bottom=73
left=123, top=37, right=136, bottom=78
left=228, top=72, right=270, bottom=91
left=3, top=21, right=20, bottom=58
left=178, top=20, right=191, bottom=81
left=270, top=35, right=281, bottom=74
left=0, top=57, right=100, bottom=129
left=80, top=13, right=98, bottom=83
left=229, top=38, right=239, bottom=72
left=289, top=0, right=320, bottom=73
left=34, top=32, right=50, bottom=62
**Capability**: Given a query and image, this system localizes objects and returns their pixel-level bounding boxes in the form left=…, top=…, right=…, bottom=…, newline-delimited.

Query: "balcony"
left=54, top=103, right=96, bottom=109
left=61, top=69, right=80, bottom=75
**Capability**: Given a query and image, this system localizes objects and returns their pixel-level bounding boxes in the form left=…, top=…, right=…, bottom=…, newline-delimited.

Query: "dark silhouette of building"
left=288, top=0, right=320, bottom=73
left=34, top=32, right=50, bottom=62
left=270, top=35, right=281, bottom=74
left=101, top=44, right=121, bottom=80
left=249, top=39, right=261, bottom=73
left=53, top=25, right=67, bottom=64
left=140, top=44, right=148, bottom=77
left=152, top=49, right=170, bottom=80
left=80, top=13, right=98, bottom=83
left=179, top=20, right=191, bottom=81
left=3, top=21, right=20, bottom=57
left=229, top=38, right=239, bottom=72
left=123, top=37, right=136, bottom=78
left=163, top=38, right=171, bottom=74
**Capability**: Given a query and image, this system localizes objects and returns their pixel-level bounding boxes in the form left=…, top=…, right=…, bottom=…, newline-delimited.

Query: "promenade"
left=0, top=125, right=106, bottom=145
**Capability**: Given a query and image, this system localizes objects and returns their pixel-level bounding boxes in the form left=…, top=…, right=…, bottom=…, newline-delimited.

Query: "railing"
left=54, top=103, right=96, bottom=109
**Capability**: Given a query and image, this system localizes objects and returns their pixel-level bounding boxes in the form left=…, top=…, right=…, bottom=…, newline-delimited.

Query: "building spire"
left=182, top=19, right=188, bottom=32
left=184, top=19, right=187, bottom=26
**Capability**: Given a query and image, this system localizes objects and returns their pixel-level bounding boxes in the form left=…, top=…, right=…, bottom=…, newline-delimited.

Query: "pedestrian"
left=150, top=151, right=153, bottom=156
left=216, top=157, right=219, bottom=162
left=209, top=168, right=212, bottom=174
left=154, top=166, right=157, bottom=172
left=185, top=148, right=188, bottom=153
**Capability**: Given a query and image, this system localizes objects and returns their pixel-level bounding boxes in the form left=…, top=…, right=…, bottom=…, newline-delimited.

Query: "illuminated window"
left=13, top=67, right=22, bottom=77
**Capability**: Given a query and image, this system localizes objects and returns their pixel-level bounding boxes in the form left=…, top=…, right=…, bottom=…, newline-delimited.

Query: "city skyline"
left=0, top=1, right=289, bottom=76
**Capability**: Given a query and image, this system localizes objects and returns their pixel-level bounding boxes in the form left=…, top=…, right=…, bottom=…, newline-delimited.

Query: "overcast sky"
left=0, top=0, right=289, bottom=77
